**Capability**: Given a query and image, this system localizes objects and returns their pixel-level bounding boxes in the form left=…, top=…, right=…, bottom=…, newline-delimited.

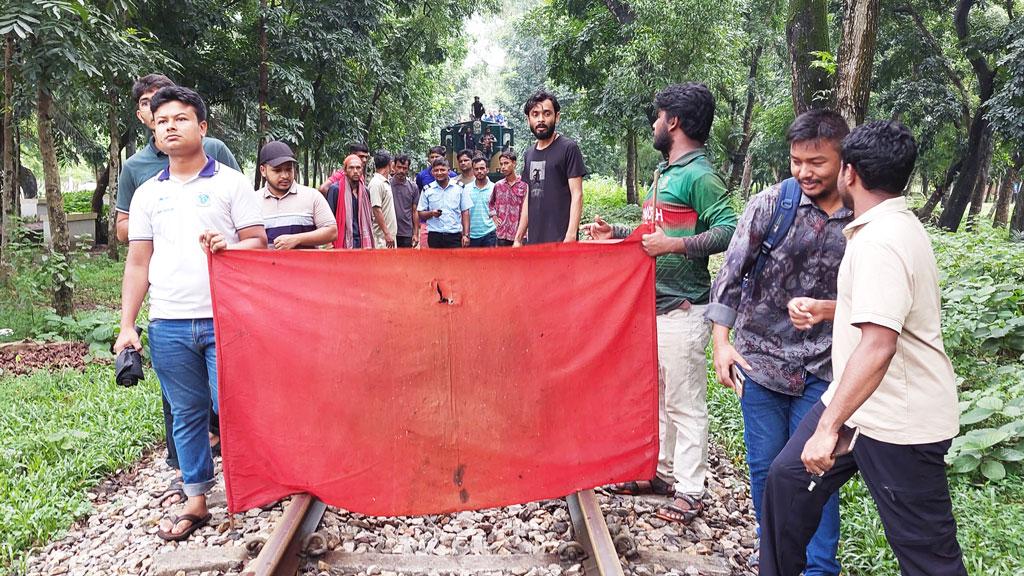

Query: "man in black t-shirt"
left=513, top=90, right=587, bottom=245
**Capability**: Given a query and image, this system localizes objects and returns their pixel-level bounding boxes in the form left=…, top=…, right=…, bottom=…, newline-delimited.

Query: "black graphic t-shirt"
left=521, top=135, right=587, bottom=244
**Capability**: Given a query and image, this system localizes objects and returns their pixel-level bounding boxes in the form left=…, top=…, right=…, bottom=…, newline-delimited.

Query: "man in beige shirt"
left=368, top=150, right=397, bottom=249
left=760, top=121, right=966, bottom=576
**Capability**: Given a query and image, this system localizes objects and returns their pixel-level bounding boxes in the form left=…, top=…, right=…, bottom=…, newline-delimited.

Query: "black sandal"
left=655, top=492, right=705, bottom=524
left=607, top=477, right=674, bottom=496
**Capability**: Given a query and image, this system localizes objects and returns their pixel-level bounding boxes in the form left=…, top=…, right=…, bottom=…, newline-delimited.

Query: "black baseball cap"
left=259, top=141, right=296, bottom=167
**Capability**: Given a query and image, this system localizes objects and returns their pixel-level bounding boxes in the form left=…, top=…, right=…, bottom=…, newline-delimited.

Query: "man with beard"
left=318, top=142, right=371, bottom=194
left=585, top=83, right=736, bottom=524
left=513, top=91, right=586, bottom=245
left=257, top=141, right=336, bottom=250
left=390, top=155, right=421, bottom=248
left=705, top=109, right=851, bottom=574
left=326, top=154, right=375, bottom=249
left=455, top=149, right=476, bottom=187
left=761, top=120, right=966, bottom=576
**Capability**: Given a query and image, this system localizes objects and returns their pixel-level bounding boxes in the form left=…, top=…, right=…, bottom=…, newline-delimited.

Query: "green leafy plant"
left=61, top=189, right=97, bottom=215
left=948, top=374, right=1024, bottom=481
left=36, top=308, right=142, bottom=360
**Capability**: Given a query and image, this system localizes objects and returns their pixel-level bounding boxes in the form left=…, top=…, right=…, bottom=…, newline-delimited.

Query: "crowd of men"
left=111, top=73, right=967, bottom=576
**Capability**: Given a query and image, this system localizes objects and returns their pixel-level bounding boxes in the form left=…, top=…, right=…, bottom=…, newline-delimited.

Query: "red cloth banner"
left=210, top=241, right=658, bottom=515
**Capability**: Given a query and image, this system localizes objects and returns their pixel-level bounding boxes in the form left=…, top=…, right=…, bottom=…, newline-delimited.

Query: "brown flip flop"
left=157, top=513, right=212, bottom=541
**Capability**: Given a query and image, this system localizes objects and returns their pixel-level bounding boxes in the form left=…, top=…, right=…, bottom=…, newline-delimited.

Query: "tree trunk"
left=107, top=91, right=120, bottom=260
left=937, top=0, right=996, bottom=231
left=729, top=43, right=763, bottom=191
left=916, top=160, right=961, bottom=221
left=37, top=86, right=73, bottom=315
left=1, top=35, right=14, bottom=275
left=625, top=128, right=638, bottom=205
left=91, top=164, right=109, bottom=214
left=741, top=149, right=754, bottom=199
left=1010, top=183, right=1024, bottom=237
left=255, top=0, right=269, bottom=190
left=835, top=0, right=880, bottom=125
left=963, top=124, right=993, bottom=230
left=994, top=154, right=1021, bottom=227
left=787, top=0, right=832, bottom=114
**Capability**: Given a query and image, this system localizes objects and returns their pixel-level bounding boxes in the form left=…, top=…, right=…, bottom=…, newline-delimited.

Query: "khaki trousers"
left=654, top=305, right=711, bottom=495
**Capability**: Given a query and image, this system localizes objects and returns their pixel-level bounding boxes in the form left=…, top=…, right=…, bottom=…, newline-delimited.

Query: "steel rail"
left=565, top=489, right=626, bottom=576
left=240, top=493, right=326, bottom=576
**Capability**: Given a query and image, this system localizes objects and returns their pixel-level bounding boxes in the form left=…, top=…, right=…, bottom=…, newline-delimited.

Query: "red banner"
left=210, top=240, right=658, bottom=515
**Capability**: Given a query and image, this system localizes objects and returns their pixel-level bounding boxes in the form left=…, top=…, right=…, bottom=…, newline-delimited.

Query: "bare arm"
left=802, top=323, right=898, bottom=475
left=273, top=225, right=337, bottom=249
left=460, top=210, right=470, bottom=247
left=116, top=212, right=130, bottom=243
left=513, top=193, right=529, bottom=246
left=710, top=323, right=751, bottom=390
left=412, top=201, right=421, bottom=246
left=563, top=176, right=583, bottom=242
left=788, top=298, right=837, bottom=330
left=113, top=240, right=152, bottom=353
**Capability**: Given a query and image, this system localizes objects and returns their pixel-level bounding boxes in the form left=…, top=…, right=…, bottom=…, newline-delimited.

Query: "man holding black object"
left=760, top=121, right=966, bottom=576
left=417, top=158, right=472, bottom=248
left=706, top=109, right=851, bottom=575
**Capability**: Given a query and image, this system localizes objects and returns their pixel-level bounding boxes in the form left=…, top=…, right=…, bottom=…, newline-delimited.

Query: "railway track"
left=236, top=490, right=731, bottom=576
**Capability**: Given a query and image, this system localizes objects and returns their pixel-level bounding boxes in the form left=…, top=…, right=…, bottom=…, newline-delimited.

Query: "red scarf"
left=333, top=176, right=375, bottom=249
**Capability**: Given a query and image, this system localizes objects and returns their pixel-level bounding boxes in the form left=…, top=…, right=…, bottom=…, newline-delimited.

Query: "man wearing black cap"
left=258, top=141, right=337, bottom=249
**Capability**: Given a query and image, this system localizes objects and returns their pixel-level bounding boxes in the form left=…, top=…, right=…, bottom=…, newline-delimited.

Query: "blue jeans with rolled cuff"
left=742, top=373, right=841, bottom=576
left=149, top=318, right=219, bottom=498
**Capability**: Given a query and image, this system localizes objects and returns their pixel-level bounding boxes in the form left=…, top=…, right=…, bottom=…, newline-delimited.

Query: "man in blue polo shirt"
left=417, top=158, right=472, bottom=248
left=115, top=74, right=239, bottom=242
left=415, top=145, right=457, bottom=191
left=114, top=86, right=266, bottom=542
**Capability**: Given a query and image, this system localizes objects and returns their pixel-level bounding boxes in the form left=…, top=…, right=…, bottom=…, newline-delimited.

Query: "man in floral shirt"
left=489, top=150, right=528, bottom=246
left=706, top=109, right=852, bottom=575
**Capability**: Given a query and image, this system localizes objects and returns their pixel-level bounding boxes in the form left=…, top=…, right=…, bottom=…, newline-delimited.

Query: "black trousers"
left=163, top=392, right=219, bottom=470
left=396, top=235, right=413, bottom=248
left=761, top=402, right=966, bottom=576
left=427, top=231, right=461, bottom=249
left=496, top=238, right=514, bottom=247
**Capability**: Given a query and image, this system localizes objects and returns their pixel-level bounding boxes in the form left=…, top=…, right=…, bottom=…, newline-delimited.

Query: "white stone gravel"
left=24, top=445, right=757, bottom=576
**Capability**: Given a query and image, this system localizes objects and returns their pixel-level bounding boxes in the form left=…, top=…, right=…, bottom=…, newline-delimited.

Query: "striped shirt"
left=258, top=183, right=335, bottom=249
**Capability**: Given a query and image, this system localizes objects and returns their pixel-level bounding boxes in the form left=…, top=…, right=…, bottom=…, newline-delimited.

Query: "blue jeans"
left=149, top=318, right=218, bottom=497
left=742, top=373, right=841, bottom=576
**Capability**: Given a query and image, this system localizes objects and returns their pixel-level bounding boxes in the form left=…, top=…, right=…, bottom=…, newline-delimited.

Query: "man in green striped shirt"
left=587, top=83, right=737, bottom=523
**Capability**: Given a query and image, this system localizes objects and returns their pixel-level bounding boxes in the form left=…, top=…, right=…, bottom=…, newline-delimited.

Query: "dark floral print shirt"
left=706, top=183, right=853, bottom=396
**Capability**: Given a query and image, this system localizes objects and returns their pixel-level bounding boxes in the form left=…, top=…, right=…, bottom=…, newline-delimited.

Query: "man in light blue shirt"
left=417, top=158, right=473, bottom=248
left=467, top=156, right=497, bottom=247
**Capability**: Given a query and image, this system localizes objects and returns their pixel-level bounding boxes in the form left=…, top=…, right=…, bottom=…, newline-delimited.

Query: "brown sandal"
left=607, top=477, right=674, bottom=496
left=157, top=512, right=212, bottom=542
left=655, top=492, right=705, bottom=524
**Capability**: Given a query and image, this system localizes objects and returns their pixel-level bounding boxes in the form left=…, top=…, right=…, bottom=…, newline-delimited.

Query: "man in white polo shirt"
left=759, top=121, right=966, bottom=576
left=114, top=86, right=267, bottom=542
left=257, top=140, right=336, bottom=249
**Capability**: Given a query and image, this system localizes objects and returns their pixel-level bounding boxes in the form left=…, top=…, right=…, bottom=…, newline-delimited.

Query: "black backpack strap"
left=741, top=178, right=802, bottom=292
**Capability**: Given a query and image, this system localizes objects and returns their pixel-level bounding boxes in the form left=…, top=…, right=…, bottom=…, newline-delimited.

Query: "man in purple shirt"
left=706, top=109, right=853, bottom=575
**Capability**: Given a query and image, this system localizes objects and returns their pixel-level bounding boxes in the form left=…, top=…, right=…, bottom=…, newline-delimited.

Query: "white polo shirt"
left=821, top=196, right=959, bottom=444
left=128, top=157, right=264, bottom=319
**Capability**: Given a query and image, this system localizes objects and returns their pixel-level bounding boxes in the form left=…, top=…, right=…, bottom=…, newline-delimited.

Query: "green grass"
left=0, top=366, right=163, bottom=573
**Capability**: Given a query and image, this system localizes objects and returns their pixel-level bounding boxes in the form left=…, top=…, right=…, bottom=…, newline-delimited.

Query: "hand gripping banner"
left=209, top=240, right=658, bottom=515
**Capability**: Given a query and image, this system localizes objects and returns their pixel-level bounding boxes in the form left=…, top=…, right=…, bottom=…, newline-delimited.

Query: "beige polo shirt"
left=821, top=196, right=959, bottom=445
left=368, top=172, right=397, bottom=247
left=259, top=182, right=335, bottom=249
